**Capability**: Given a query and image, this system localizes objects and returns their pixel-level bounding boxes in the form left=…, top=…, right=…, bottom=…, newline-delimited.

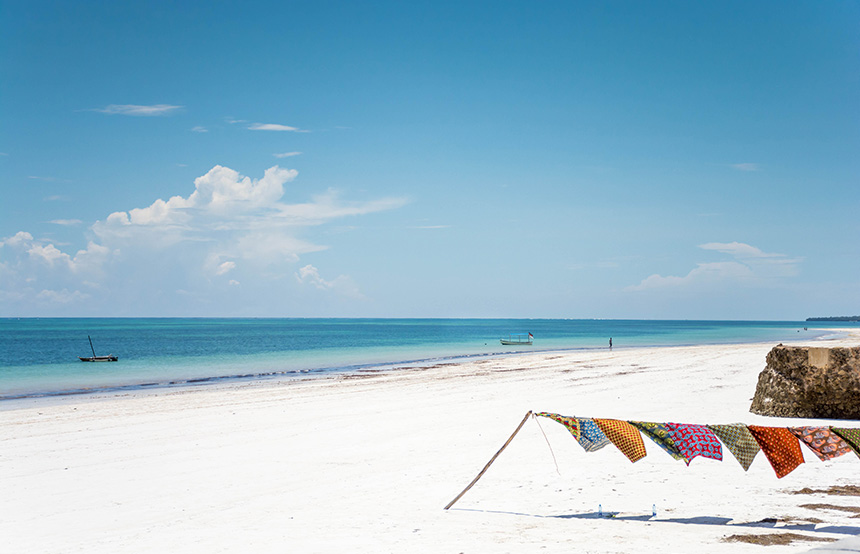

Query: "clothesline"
left=444, top=410, right=860, bottom=510
left=535, top=412, right=859, bottom=479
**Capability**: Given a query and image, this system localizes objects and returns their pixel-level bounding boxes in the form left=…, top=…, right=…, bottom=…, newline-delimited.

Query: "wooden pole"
left=443, top=410, right=533, bottom=510
left=88, top=335, right=96, bottom=358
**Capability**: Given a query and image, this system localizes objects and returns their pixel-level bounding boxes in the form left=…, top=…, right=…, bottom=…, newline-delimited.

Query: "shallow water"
left=0, top=318, right=852, bottom=399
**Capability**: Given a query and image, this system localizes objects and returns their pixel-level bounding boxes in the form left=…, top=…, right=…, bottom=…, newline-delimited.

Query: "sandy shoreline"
left=3, top=333, right=860, bottom=553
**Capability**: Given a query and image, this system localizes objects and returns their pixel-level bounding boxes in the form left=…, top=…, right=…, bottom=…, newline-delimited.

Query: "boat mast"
left=88, top=335, right=96, bottom=358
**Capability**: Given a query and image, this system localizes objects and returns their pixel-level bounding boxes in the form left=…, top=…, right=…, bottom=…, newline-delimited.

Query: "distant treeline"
left=806, top=316, right=860, bottom=322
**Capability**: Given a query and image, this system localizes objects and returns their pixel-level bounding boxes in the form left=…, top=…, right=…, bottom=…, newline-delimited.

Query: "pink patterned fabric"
left=790, top=426, right=853, bottom=461
left=665, top=423, right=723, bottom=466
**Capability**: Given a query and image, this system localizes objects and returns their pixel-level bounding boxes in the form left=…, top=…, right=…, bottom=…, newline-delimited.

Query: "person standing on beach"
left=609, top=338, right=613, bottom=349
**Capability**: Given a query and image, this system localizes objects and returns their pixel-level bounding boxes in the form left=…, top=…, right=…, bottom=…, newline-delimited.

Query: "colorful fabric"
left=535, top=412, right=580, bottom=439
left=790, top=427, right=853, bottom=461
left=747, top=425, right=805, bottom=478
left=594, top=418, right=647, bottom=463
left=630, top=421, right=686, bottom=461
left=576, top=418, right=611, bottom=453
left=708, top=423, right=760, bottom=471
left=665, top=423, right=723, bottom=465
left=831, top=428, right=860, bottom=458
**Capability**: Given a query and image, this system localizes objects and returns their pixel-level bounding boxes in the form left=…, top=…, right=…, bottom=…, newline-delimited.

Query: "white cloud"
left=699, top=241, right=775, bottom=259
left=29, top=243, right=73, bottom=268
left=249, top=123, right=305, bottom=132
left=191, top=126, right=208, bottom=133
left=296, top=264, right=332, bottom=289
left=731, top=163, right=759, bottom=171
left=296, top=264, right=364, bottom=299
left=215, top=261, right=236, bottom=275
left=36, top=288, right=89, bottom=304
left=2, top=231, right=34, bottom=247
left=94, top=104, right=183, bottom=116
left=274, top=151, right=302, bottom=158
left=4, top=232, right=110, bottom=275
left=228, top=279, right=240, bottom=286
left=626, top=242, right=800, bottom=292
left=50, top=219, right=83, bottom=226
left=29, top=175, right=72, bottom=183
left=627, top=261, right=753, bottom=291
left=276, top=190, right=408, bottom=226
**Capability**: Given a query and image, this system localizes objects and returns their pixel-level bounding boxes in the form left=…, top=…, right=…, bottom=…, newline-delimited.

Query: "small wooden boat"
left=79, top=355, right=118, bottom=362
left=500, top=333, right=533, bottom=346
left=79, top=335, right=118, bottom=362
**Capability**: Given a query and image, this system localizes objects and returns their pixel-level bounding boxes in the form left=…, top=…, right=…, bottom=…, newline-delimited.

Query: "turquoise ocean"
left=1, top=318, right=855, bottom=400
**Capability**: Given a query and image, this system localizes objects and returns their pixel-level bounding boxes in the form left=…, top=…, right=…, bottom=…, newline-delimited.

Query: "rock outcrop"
left=750, top=345, right=860, bottom=419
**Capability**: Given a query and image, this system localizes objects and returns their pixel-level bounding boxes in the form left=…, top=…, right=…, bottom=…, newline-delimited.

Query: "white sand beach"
left=3, top=333, right=860, bottom=553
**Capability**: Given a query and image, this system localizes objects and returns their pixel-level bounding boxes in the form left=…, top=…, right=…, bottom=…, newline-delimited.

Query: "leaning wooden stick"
left=444, top=410, right=533, bottom=510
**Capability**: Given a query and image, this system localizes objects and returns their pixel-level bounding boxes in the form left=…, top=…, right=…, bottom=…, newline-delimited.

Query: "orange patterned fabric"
left=747, top=425, right=804, bottom=478
left=594, top=418, right=647, bottom=463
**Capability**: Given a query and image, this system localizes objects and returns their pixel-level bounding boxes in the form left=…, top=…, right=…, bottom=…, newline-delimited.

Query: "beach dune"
left=3, top=335, right=860, bottom=553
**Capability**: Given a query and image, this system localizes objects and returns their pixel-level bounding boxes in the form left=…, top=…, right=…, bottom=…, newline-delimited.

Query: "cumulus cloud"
left=626, top=242, right=800, bottom=292
left=296, top=264, right=363, bottom=299
left=2, top=231, right=34, bottom=247
left=1, top=165, right=403, bottom=313
left=627, top=261, right=753, bottom=291
left=94, top=104, right=183, bottom=116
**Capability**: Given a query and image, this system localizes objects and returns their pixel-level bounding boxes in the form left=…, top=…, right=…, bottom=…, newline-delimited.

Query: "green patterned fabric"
left=708, top=423, right=760, bottom=471
left=831, top=427, right=860, bottom=458
left=630, top=421, right=686, bottom=461
left=535, top=412, right=580, bottom=439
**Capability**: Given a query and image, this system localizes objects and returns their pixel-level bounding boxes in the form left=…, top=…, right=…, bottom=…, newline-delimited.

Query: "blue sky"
left=1, top=1, right=858, bottom=318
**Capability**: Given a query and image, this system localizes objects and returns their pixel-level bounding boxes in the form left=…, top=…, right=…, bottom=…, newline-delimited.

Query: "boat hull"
left=500, top=340, right=532, bottom=346
left=78, top=356, right=118, bottom=362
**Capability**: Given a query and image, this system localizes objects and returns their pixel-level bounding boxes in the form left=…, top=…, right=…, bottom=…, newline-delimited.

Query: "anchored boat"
left=79, top=335, right=118, bottom=362
left=500, top=332, right=533, bottom=346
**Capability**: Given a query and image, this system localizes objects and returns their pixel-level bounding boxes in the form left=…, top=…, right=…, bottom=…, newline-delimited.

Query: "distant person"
left=609, top=337, right=613, bottom=349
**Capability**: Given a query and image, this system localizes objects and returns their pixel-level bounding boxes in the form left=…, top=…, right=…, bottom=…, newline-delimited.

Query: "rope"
left=532, top=413, right=561, bottom=476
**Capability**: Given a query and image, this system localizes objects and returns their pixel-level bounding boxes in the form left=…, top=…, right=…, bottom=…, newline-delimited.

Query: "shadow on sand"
left=451, top=508, right=860, bottom=537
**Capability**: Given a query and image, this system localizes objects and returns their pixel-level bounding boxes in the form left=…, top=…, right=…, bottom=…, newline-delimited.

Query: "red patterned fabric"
left=594, top=418, right=647, bottom=463
left=665, top=423, right=723, bottom=466
left=748, top=426, right=804, bottom=478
